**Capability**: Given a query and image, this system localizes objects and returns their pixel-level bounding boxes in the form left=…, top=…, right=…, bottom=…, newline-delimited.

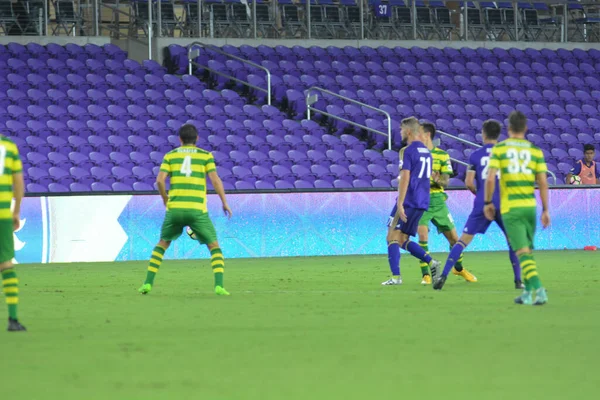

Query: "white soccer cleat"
left=429, top=260, right=441, bottom=281
left=381, top=277, right=402, bottom=286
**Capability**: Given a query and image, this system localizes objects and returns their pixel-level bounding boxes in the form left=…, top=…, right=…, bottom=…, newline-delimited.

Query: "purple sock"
left=443, top=242, right=466, bottom=277
left=403, top=241, right=432, bottom=264
left=509, top=249, right=521, bottom=281
left=388, top=242, right=401, bottom=276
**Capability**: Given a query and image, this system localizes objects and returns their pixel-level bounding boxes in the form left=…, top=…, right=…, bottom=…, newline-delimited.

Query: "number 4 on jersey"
left=180, top=155, right=192, bottom=177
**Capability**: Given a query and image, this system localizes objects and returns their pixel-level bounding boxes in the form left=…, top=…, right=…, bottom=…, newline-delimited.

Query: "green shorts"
left=502, top=207, right=537, bottom=252
left=0, top=220, right=15, bottom=263
left=160, top=209, right=218, bottom=245
left=419, top=193, right=455, bottom=234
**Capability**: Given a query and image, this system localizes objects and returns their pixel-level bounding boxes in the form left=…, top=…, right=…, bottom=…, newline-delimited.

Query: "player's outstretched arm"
left=483, top=167, right=498, bottom=221
left=465, top=170, right=477, bottom=194
left=208, top=171, right=232, bottom=218
left=536, top=172, right=551, bottom=228
left=12, top=172, right=24, bottom=231
left=156, top=171, right=169, bottom=206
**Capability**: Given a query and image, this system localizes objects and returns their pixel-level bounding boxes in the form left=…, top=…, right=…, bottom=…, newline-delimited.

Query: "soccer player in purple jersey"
left=382, top=117, right=442, bottom=285
left=433, top=120, right=524, bottom=291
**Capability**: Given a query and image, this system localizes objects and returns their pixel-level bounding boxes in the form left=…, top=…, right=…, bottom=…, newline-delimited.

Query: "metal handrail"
left=187, top=41, right=272, bottom=105
left=305, top=87, right=392, bottom=150
left=436, top=130, right=558, bottom=185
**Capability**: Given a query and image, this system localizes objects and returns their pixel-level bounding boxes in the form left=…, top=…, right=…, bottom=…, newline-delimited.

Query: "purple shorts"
left=387, top=205, right=425, bottom=237
left=463, top=208, right=506, bottom=235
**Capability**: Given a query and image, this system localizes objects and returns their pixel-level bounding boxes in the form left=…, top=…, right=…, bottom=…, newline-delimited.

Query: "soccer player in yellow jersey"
left=138, top=124, right=233, bottom=296
left=416, top=123, right=476, bottom=285
left=485, top=111, right=550, bottom=305
left=0, top=136, right=26, bottom=331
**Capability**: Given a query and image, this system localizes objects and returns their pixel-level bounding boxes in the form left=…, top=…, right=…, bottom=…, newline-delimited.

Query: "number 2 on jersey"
left=180, top=155, right=192, bottom=177
left=418, top=157, right=431, bottom=179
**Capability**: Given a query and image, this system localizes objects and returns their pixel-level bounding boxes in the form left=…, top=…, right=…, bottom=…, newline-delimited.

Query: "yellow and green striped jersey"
left=160, top=145, right=216, bottom=213
left=488, top=138, right=547, bottom=214
left=430, top=147, right=453, bottom=195
left=0, top=136, right=23, bottom=220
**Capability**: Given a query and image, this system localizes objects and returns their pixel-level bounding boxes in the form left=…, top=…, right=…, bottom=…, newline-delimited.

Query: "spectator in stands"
left=566, top=144, right=599, bottom=185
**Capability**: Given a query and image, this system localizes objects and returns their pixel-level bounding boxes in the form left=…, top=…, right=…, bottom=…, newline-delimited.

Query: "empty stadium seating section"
left=1, top=41, right=599, bottom=193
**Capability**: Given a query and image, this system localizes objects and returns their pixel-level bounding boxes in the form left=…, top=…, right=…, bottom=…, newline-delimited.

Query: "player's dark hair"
left=482, top=120, right=501, bottom=140
left=179, top=124, right=198, bottom=145
left=584, top=144, right=595, bottom=152
left=508, top=111, right=527, bottom=134
left=421, top=122, right=436, bottom=140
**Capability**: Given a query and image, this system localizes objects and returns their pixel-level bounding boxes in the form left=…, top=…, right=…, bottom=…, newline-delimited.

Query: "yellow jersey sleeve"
left=160, top=153, right=172, bottom=174
left=206, top=153, right=216, bottom=174
left=488, top=144, right=502, bottom=170
left=534, top=148, right=547, bottom=174
left=439, top=152, right=453, bottom=175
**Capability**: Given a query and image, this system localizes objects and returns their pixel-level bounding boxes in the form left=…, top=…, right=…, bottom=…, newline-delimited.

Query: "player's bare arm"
left=156, top=171, right=169, bottom=206
left=465, top=170, right=477, bottom=195
left=536, top=172, right=551, bottom=228
left=208, top=171, right=232, bottom=218
left=12, top=172, right=24, bottom=231
left=396, top=169, right=410, bottom=222
left=483, top=166, right=498, bottom=221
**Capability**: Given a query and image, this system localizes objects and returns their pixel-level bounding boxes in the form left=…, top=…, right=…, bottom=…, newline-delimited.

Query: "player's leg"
left=190, top=212, right=229, bottom=295
left=383, top=226, right=403, bottom=285
left=383, top=204, right=403, bottom=285
left=416, top=225, right=431, bottom=284
left=433, top=232, right=475, bottom=290
left=432, top=203, right=477, bottom=282
left=504, top=210, right=546, bottom=305
left=417, top=209, right=434, bottom=282
left=139, top=211, right=182, bottom=294
left=496, top=215, right=524, bottom=289
left=206, top=241, right=229, bottom=296
left=0, top=221, right=25, bottom=331
left=400, top=208, right=441, bottom=279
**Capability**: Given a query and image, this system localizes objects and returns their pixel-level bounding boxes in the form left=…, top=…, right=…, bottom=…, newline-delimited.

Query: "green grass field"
left=4, top=250, right=599, bottom=400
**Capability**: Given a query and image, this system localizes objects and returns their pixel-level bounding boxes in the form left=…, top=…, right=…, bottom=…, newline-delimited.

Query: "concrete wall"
left=0, top=36, right=110, bottom=46
left=155, top=37, right=600, bottom=64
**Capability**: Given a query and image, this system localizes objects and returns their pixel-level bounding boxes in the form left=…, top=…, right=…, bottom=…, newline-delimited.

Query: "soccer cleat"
left=421, top=275, right=432, bottom=285
left=433, top=275, right=447, bottom=290
left=215, top=286, right=230, bottom=296
left=429, top=260, right=441, bottom=281
left=515, top=280, right=525, bottom=290
left=533, top=288, right=548, bottom=306
left=381, top=277, right=402, bottom=286
left=514, top=290, right=533, bottom=305
left=452, top=267, right=478, bottom=282
left=138, top=283, right=152, bottom=294
left=7, top=318, right=26, bottom=332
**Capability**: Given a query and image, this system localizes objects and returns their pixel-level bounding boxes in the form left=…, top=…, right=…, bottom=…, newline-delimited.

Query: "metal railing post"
left=411, top=0, right=417, bottom=39
left=44, top=0, right=48, bottom=36
left=360, top=0, right=364, bottom=40
left=94, top=0, right=99, bottom=36
left=514, top=1, right=518, bottom=41
left=157, top=0, right=162, bottom=37
left=463, top=0, right=468, bottom=40
left=253, top=0, right=257, bottom=39
left=306, top=87, right=393, bottom=150
left=307, top=0, right=311, bottom=39
left=148, top=0, right=153, bottom=59
left=187, top=42, right=271, bottom=105
left=198, top=0, right=202, bottom=37
left=563, top=3, right=568, bottom=43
